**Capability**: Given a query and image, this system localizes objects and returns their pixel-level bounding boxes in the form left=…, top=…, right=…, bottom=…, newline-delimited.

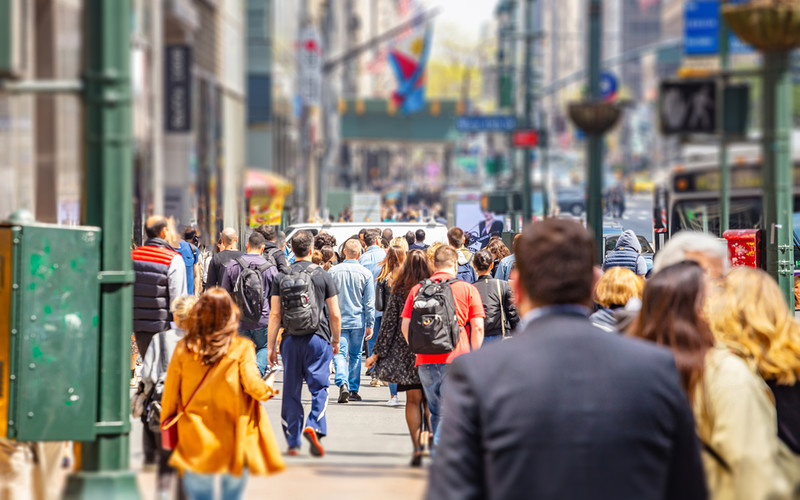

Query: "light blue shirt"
left=329, top=259, right=376, bottom=330
left=496, top=254, right=516, bottom=281
left=359, top=245, right=386, bottom=280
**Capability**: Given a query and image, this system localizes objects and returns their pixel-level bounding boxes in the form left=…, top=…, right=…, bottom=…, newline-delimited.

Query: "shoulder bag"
left=375, top=278, right=386, bottom=312
left=160, top=365, right=214, bottom=450
left=496, top=280, right=507, bottom=339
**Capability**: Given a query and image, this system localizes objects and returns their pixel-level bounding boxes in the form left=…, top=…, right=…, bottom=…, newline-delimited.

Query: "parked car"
left=604, top=233, right=655, bottom=272
left=555, top=188, right=586, bottom=216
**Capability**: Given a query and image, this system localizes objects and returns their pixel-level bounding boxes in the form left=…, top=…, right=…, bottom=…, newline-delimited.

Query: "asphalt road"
left=131, top=365, right=428, bottom=500
left=611, top=192, right=654, bottom=243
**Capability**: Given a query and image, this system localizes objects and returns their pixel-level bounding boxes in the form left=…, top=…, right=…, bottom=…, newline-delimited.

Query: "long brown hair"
left=183, top=288, right=239, bottom=365
left=629, top=261, right=714, bottom=403
left=394, top=249, right=433, bottom=297
left=377, top=245, right=407, bottom=283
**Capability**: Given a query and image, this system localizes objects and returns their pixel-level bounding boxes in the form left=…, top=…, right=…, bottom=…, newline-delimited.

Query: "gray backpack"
left=279, top=264, right=321, bottom=336
left=233, top=257, right=273, bottom=323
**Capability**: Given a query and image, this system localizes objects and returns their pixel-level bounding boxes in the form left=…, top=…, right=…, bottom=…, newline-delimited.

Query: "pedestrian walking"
left=138, top=295, right=198, bottom=499
left=205, top=228, right=242, bottom=289
left=369, top=237, right=409, bottom=399
left=471, top=250, right=519, bottom=343
left=267, top=230, right=342, bottom=457
left=359, top=229, right=386, bottom=278
left=255, top=224, right=291, bottom=275
left=175, top=227, right=201, bottom=295
left=409, top=229, right=429, bottom=251
left=161, top=289, right=284, bottom=499
left=495, top=234, right=520, bottom=282
left=132, top=215, right=188, bottom=467
left=446, top=227, right=477, bottom=283
left=401, top=245, right=485, bottom=448
left=366, top=249, right=433, bottom=466
left=329, top=239, right=376, bottom=403
left=630, top=261, right=788, bottom=500
left=602, top=229, right=646, bottom=275
left=428, top=219, right=707, bottom=500
left=221, top=231, right=278, bottom=377
left=485, top=239, right=510, bottom=278
left=590, top=267, right=644, bottom=332
left=708, top=267, right=800, bottom=492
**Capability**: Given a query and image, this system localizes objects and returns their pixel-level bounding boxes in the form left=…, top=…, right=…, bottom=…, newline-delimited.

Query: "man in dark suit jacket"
left=478, top=211, right=504, bottom=238
left=427, top=218, right=707, bottom=500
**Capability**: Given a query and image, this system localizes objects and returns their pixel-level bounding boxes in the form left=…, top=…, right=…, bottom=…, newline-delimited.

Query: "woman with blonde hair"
left=631, top=262, right=790, bottom=500
left=590, top=268, right=644, bottom=332
left=161, top=288, right=284, bottom=499
left=709, top=267, right=800, bottom=492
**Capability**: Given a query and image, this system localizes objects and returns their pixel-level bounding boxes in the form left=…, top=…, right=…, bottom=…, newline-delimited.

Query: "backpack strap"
left=235, top=256, right=250, bottom=271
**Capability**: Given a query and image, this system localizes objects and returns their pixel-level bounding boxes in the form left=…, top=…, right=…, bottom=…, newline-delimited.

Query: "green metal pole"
left=541, top=120, right=550, bottom=217
left=64, top=0, right=138, bottom=497
left=762, top=51, right=795, bottom=307
left=586, top=0, right=604, bottom=264
left=522, top=0, right=534, bottom=223
left=718, top=17, right=730, bottom=236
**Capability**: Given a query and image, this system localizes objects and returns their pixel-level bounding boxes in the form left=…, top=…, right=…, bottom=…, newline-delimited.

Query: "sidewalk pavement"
left=132, top=365, right=428, bottom=500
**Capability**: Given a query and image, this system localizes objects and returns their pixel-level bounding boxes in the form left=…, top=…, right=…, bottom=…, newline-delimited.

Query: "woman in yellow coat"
left=161, top=288, right=285, bottom=498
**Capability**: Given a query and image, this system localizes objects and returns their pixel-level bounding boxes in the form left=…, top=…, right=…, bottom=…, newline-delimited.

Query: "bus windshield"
left=672, top=198, right=761, bottom=235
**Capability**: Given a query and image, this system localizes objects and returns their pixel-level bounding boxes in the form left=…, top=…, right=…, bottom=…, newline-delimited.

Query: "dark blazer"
left=478, top=219, right=504, bottom=237
left=427, top=311, right=707, bottom=500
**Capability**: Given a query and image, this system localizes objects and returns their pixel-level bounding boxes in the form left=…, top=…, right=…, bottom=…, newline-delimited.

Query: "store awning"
left=245, top=169, right=293, bottom=198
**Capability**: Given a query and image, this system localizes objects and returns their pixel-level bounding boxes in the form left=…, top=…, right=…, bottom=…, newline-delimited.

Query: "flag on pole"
left=388, top=22, right=433, bottom=115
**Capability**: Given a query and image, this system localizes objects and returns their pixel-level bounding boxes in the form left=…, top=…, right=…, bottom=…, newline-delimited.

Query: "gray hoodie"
left=603, top=230, right=647, bottom=275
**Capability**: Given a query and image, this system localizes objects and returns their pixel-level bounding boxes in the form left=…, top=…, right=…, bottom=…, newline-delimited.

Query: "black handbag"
left=375, top=279, right=387, bottom=312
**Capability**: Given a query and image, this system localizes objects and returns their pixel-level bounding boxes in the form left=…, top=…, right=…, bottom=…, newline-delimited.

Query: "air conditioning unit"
left=0, top=0, right=32, bottom=79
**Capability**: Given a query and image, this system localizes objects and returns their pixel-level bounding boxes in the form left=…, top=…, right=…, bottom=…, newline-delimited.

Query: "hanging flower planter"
left=722, top=0, right=800, bottom=52
left=567, top=100, right=622, bottom=135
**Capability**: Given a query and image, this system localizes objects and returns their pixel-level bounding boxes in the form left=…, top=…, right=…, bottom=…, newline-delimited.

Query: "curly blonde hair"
left=426, top=241, right=443, bottom=265
left=708, top=267, right=800, bottom=385
left=594, top=267, right=644, bottom=308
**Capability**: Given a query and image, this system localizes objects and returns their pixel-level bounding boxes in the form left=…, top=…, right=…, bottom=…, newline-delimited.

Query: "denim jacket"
left=329, top=259, right=376, bottom=330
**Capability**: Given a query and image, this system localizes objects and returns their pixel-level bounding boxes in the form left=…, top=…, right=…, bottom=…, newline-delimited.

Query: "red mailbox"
left=724, top=229, right=762, bottom=268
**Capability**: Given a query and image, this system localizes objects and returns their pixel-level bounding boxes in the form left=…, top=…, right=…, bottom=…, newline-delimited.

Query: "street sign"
left=298, top=25, right=322, bottom=106
left=455, top=115, right=516, bottom=132
left=165, top=45, right=192, bottom=132
left=512, top=129, right=539, bottom=148
left=600, top=72, right=618, bottom=102
left=660, top=80, right=716, bottom=134
left=684, top=0, right=753, bottom=56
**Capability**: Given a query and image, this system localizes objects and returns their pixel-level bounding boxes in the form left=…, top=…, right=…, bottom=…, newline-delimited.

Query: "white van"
left=283, top=221, right=449, bottom=249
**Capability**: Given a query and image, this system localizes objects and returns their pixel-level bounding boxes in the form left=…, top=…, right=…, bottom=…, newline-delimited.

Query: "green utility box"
left=0, top=222, right=101, bottom=441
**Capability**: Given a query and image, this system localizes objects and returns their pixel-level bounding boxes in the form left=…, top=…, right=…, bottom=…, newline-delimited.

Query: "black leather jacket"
left=472, top=275, right=520, bottom=337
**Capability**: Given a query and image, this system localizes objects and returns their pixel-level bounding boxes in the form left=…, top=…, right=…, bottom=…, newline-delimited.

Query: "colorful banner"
left=249, top=195, right=286, bottom=227
left=388, top=22, right=433, bottom=115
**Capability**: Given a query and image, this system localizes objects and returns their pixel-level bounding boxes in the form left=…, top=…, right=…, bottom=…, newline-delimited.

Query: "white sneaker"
left=386, top=395, right=400, bottom=407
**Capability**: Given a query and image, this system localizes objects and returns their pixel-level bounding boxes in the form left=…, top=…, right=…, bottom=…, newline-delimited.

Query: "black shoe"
left=349, top=391, right=362, bottom=401
left=303, top=427, right=325, bottom=457
left=338, top=384, right=349, bottom=403
left=411, top=447, right=424, bottom=467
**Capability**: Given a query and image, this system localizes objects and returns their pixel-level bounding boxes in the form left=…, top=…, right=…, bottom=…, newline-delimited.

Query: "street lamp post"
left=522, top=0, right=534, bottom=223
left=723, top=0, right=800, bottom=306
left=586, top=0, right=605, bottom=263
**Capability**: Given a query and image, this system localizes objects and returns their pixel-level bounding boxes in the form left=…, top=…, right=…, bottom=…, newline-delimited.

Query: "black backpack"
left=233, top=256, right=273, bottom=323
left=263, top=246, right=282, bottom=267
left=408, top=278, right=462, bottom=355
left=279, top=264, right=321, bottom=336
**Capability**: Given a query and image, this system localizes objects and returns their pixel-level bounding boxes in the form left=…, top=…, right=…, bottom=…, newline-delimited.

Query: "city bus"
left=655, top=136, right=800, bottom=258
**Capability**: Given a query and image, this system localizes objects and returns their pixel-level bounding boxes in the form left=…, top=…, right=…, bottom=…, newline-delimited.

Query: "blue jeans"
left=182, top=471, right=248, bottom=500
left=482, top=334, right=504, bottom=345
left=367, top=315, right=381, bottom=357
left=334, top=328, right=366, bottom=392
left=239, top=327, right=269, bottom=376
left=418, top=363, right=448, bottom=448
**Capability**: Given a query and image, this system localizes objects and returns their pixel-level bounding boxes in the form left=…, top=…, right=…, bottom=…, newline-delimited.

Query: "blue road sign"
left=684, top=0, right=752, bottom=56
left=455, top=115, right=516, bottom=132
left=600, top=72, right=618, bottom=101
